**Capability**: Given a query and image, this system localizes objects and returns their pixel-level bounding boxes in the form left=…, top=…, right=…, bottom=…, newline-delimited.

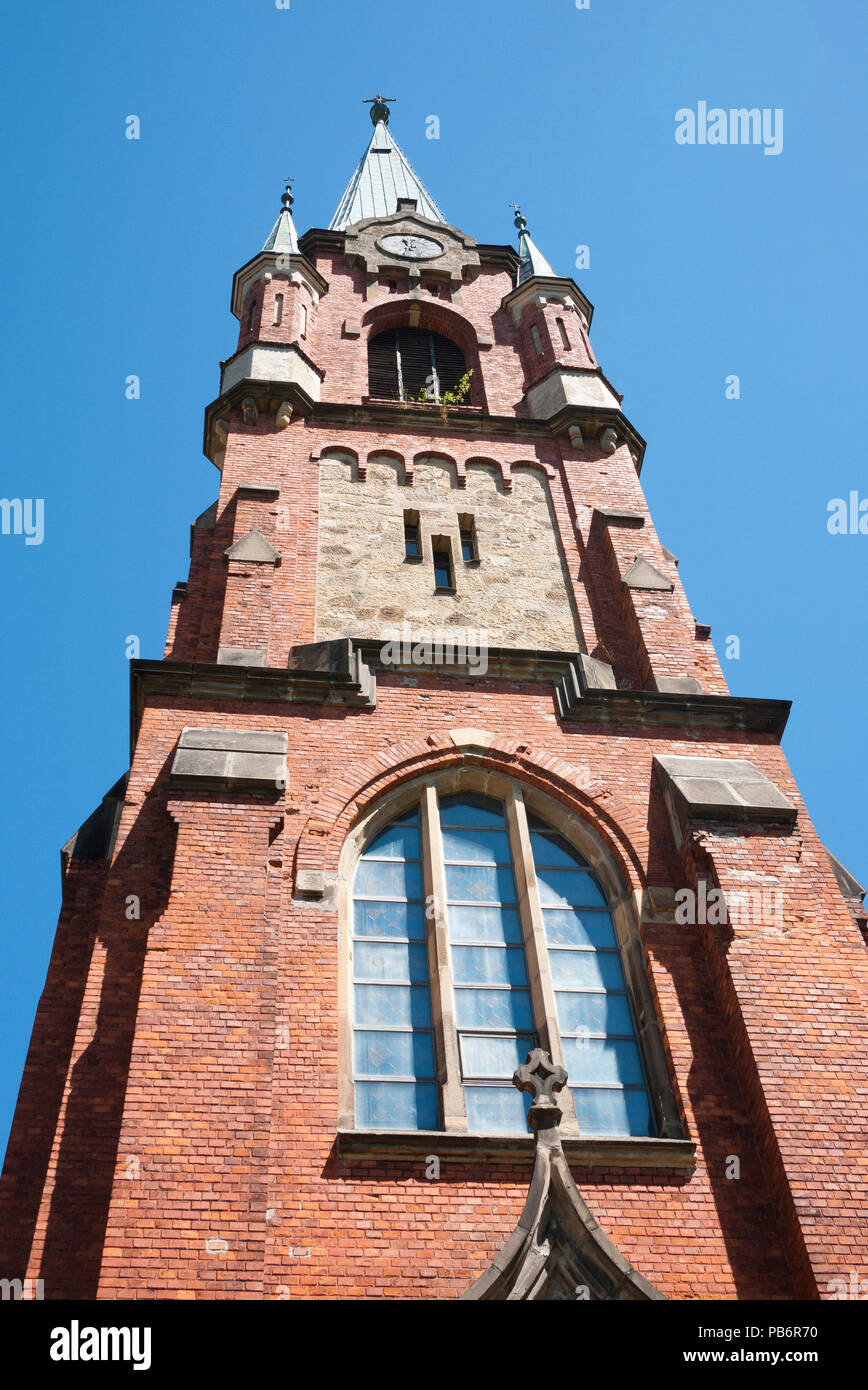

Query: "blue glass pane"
left=441, top=827, right=512, bottom=864
left=445, top=863, right=516, bottom=904
left=455, top=987, right=534, bottom=1031
left=364, top=820, right=421, bottom=861
left=447, top=904, right=523, bottom=944
left=465, top=1085, right=531, bottom=1133
left=354, top=1029, right=435, bottom=1079
left=542, top=908, right=617, bottom=949
left=353, top=899, right=426, bottom=940
left=536, top=867, right=607, bottom=909
left=355, top=859, right=423, bottom=900
left=452, top=945, right=529, bottom=987
left=439, top=799, right=505, bottom=828
left=354, top=984, right=431, bottom=1028
left=529, top=831, right=589, bottom=869
left=572, top=1087, right=654, bottom=1137
left=460, top=1033, right=536, bottom=1078
left=555, top=990, right=635, bottom=1036
left=562, top=1038, right=645, bottom=1086
left=548, top=949, right=626, bottom=991
left=356, top=1080, right=438, bottom=1130
left=354, top=940, right=429, bottom=983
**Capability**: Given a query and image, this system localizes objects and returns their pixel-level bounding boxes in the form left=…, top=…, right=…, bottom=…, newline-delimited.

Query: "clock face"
left=377, top=232, right=444, bottom=261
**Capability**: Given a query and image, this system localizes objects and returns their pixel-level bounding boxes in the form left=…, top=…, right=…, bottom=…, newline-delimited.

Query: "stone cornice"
left=336, top=1129, right=696, bottom=1171
left=299, top=226, right=523, bottom=277
left=202, top=390, right=648, bottom=472
left=131, top=649, right=791, bottom=753
left=230, top=249, right=329, bottom=320
left=501, top=272, right=595, bottom=329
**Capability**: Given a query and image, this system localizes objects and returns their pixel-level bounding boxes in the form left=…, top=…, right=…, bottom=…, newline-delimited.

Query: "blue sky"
left=0, top=0, right=865, bottom=1160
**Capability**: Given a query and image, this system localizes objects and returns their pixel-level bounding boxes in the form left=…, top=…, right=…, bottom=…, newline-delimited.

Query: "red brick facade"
left=2, top=164, right=866, bottom=1302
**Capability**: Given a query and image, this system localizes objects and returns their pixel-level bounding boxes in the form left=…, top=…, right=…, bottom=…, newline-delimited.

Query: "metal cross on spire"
left=363, top=93, right=396, bottom=126
left=281, top=177, right=295, bottom=211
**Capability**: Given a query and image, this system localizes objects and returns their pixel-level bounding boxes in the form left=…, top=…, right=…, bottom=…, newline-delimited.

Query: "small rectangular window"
left=404, top=510, right=420, bottom=559
left=432, top=540, right=454, bottom=591
left=530, top=324, right=543, bottom=356
left=301, top=304, right=308, bottom=338
left=557, top=316, right=570, bottom=350
left=273, top=293, right=283, bottom=327
left=458, top=514, right=478, bottom=563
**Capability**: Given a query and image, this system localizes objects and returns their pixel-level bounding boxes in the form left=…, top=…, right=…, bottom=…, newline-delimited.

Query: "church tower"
left=2, top=98, right=866, bottom=1301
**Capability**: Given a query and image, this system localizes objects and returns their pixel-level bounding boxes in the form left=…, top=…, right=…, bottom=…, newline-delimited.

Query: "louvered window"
left=368, top=328, right=468, bottom=403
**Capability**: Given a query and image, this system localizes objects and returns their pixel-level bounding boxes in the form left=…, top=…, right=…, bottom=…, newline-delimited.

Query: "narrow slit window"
left=301, top=305, right=308, bottom=338
left=530, top=324, right=543, bottom=356
left=432, top=541, right=453, bottom=591
left=273, top=293, right=284, bottom=327
left=557, top=317, right=571, bottom=350
left=404, top=511, right=420, bottom=559
left=246, top=298, right=258, bottom=334
left=458, top=515, right=478, bottom=563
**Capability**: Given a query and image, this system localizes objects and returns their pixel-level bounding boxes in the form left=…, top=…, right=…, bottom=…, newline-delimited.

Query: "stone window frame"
left=430, top=534, right=456, bottom=592
left=337, top=767, right=683, bottom=1142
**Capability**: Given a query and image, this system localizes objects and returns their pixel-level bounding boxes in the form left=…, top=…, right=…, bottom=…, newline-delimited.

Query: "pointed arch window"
left=348, top=784, right=663, bottom=1138
left=368, top=326, right=467, bottom=403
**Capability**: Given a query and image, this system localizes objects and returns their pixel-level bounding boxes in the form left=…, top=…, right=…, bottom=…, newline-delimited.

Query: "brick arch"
left=362, top=300, right=485, bottom=409
left=509, top=458, right=558, bottom=484
left=366, top=448, right=408, bottom=486
left=411, top=449, right=461, bottom=488
left=314, top=445, right=362, bottom=481
left=294, top=734, right=646, bottom=891
left=464, top=455, right=511, bottom=493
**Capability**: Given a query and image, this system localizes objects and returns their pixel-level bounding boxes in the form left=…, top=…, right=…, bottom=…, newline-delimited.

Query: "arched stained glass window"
left=528, top=816, right=654, bottom=1137
left=350, top=788, right=659, bottom=1138
left=351, top=808, right=437, bottom=1130
left=440, top=795, right=535, bottom=1134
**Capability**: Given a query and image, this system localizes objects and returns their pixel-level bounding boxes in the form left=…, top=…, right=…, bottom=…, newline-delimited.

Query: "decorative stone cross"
left=513, top=1048, right=568, bottom=1134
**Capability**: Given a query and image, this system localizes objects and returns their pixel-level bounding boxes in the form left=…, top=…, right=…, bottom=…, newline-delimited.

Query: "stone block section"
left=224, top=527, right=281, bottom=565
left=288, top=637, right=377, bottom=707
left=170, top=727, right=287, bottom=791
left=654, top=754, right=797, bottom=844
left=653, top=674, right=703, bottom=695
left=217, top=647, right=267, bottom=667
left=621, top=555, right=674, bottom=592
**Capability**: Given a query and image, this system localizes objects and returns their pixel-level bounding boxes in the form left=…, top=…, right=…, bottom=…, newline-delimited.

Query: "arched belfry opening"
left=368, top=326, right=468, bottom=403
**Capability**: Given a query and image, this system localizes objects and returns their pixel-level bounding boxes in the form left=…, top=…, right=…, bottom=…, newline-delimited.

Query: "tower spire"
left=329, top=94, right=446, bottom=231
left=362, top=92, right=396, bottom=127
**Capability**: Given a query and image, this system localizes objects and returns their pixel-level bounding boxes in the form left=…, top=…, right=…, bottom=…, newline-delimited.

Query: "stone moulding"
left=654, top=754, right=798, bottom=846
left=335, top=1129, right=695, bottom=1170
left=129, top=650, right=791, bottom=754
left=169, top=727, right=287, bottom=792
left=460, top=1050, right=667, bottom=1300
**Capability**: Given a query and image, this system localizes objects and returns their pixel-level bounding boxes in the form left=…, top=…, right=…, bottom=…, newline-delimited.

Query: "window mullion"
left=421, top=783, right=467, bottom=1132
left=505, top=785, right=580, bottom=1136
left=395, top=328, right=405, bottom=401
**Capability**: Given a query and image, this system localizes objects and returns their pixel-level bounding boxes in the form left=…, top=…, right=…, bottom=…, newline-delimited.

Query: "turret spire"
left=262, top=177, right=300, bottom=256
left=513, top=204, right=556, bottom=283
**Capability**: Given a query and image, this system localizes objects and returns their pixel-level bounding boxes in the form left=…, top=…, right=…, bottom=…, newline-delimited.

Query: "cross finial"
left=281, top=177, right=294, bottom=212
left=513, top=1048, right=568, bottom=1135
left=510, top=202, right=528, bottom=234
left=363, top=93, right=396, bottom=126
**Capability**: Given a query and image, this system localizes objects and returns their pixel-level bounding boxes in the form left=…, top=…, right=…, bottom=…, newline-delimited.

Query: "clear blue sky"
left=1, top=0, right=865, bottom=1161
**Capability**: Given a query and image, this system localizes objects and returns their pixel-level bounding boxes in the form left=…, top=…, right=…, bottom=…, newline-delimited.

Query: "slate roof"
left=329, top=120, right=446, bottom=230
